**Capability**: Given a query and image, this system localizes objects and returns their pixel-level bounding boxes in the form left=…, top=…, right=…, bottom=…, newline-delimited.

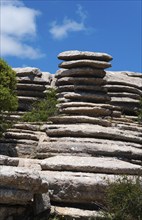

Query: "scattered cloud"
left=0, top=0, right=44, bottom=59
left=49, top=4, right=89, bottom=40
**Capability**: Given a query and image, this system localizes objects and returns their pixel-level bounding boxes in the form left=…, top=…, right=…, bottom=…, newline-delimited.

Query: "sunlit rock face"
left=0, top=51, right=142, bottom=220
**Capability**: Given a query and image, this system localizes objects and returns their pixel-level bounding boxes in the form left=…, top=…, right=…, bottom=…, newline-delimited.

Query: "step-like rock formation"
left=0, top=155, right=50, bottom=220
left=55, top=50, right=121, bottom=121
left=0, top=50, right=142, bottom=219
left=105, top=71, right=142, bottom=116
left=13, top=67, right=52, bottom=111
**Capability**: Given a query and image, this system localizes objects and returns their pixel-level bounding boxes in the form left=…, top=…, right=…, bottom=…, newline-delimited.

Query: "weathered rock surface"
left=55, top=67, right=106, bottom=78
left=13, top=67, right=51, bottom=111
left=57, top=84, right=108, bottom=93
left=49, top=115, right=111, bottom=126
left=58, top=91, right=110, bottom=103
left=59, top=59, right=112, bottom=69
left=51, top=206, right=104, bottom=220
left=0, top=166, right=48, bottom=192
left=56, top=76, right=106, bottom=86
left=105, top=71, right=142, bottom=116
left=58, top=50, right=113, bottom=61
left=45, top=124, right=142, bottom=144
left=1, top=52, right=141, bottom=219
left=41, top=156, right=142, bottom=175
left=42, top=171, right=140, bottom=206
left=0, top=164, right=50, bottom=219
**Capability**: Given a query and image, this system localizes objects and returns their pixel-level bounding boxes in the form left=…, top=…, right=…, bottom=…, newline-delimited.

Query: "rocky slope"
left=0, top=50, right=142, bottom=220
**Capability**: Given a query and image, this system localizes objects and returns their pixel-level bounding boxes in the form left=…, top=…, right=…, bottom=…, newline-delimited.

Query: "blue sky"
left=0, top=0, right=142, bottom=74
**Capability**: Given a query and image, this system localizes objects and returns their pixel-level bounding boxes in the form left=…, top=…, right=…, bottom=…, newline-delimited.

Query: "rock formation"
left=0, top=50, right=142, bottom=220
left=14, top=67, right=52, bottom=111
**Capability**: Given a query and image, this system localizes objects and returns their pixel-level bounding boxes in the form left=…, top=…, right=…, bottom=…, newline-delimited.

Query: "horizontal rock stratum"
left=0, top=50, right=142, bottom=220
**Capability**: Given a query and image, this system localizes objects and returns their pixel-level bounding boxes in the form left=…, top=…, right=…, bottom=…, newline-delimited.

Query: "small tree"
left=104, top=176, right=142, bottom=220
left=22, top=88, right=58, bottom=122
left=0, top=58, right=18, bottom=136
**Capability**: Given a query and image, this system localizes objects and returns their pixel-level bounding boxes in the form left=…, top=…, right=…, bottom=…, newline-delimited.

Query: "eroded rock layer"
left=0, top=51, right=142, bottom=219
left=13, top=67, right=52, bottom=111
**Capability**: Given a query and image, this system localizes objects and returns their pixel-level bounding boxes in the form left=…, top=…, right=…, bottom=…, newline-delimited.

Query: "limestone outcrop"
left=105, top=71, right=142, bottom=116
left=13, top=67, right=52, bottom=111
left=0, top=155, right=50, bottom=220
left=0, top=50, right=142, bottom=219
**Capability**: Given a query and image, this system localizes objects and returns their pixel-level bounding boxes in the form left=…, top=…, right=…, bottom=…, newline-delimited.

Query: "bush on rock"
left=22, top=88, right=58, bottom=122
left=0, top=58, right=18, bottom=137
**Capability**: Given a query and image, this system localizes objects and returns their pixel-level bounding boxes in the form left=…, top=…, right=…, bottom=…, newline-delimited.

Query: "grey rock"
left=105, top=71, right=142, bottom=89
left=0, top=187, right=33, bottom=205
left=41, top=156, right=142, bottom=175
left=59, top=59, right=111, bottom=69
left=49, top=115, right=111, bottom=127
left=17, top=83, right=46, bottom=91
left=56, top=77, right=106, bottom=86
left=108, top=92, right=141, bottom=100
left=13, top=67, right=42, bottom=77
left=0, top=166, right=48, bottom=192
left=16, top=90, right=45, bottom=98
left=58, top=92, right=110, bottom=103
left=58, top=50, right=113, bottom=61
left=45, top=124, right=142, bottom=144
left=57, top=85, right=108, bottom=93
left=42, top=171, right=136, bottom=205
left=51, top=206, right=104, bottom=220
left=55, top=68, right=106, bottom=78
left=17, top=76, right=47, bottom=85
left=37, top=137, right=142, bottom=160
left=105, top=84, right=142, bottom=95
left=59, top=106, right=112, bottom=116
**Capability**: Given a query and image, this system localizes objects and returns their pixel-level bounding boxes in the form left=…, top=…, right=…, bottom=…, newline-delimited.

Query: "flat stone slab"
left=42, top=171, right=140, bottom=205
left=41, top=156, right=142, bottom=175
left=105, top=71, right=142, bottom=89
left=0, top=166, right=48, bottom=193
left=55, top=68, right=106, bottom=78
left=13, top=67, right=42, bottom=77
left=51, top=206, right=104, bottom=220
left=58, top=50, right=113, bottom=62
left=37, top=137, right=142, bottom=160
left=49, top=116, right=111, bottom=127
left=56, top=77, right=106, bottom=86
left=57, top=85, right=108, bottom=93
left=17, top=83, right=46, bottom=91
left=58, top=102, right=117, bottom=110
left=59, top=60, right=112, bottom=69
left=108, top=92, right=141, bottom=100
left=45, top=124, right=142, bottom=144
left=0, top=187, right=33, bottom=205
left=60, top=107, right=111, bottom=116
left=105, top=84, right=142, bottom=95
left=59, top=92, right=110, bottom=103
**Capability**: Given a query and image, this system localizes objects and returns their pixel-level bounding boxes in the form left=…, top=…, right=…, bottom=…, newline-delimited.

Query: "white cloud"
left=49, top=5, right=88, bottom=40
left=0, top=0, right=44, bottom=59
left=76, top=4, right=87, bottom=22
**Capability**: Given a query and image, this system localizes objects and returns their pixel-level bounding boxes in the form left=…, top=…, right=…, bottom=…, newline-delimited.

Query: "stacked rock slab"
left=0, top=155, right=50, bottom=220
left=13, top=67, right=52, bottom=111
left=105, top=71, right=142, bottom=117
left=54, top=50, right=121, bottom=120
left=35, top=51, right=142, bottom=218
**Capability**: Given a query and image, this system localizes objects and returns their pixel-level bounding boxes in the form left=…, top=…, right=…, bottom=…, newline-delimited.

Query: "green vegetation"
left=22, top=88, right=58, bottom=122
left=0, top=58, right=18, bottom=137
left=137, top=98, right=142, bottom=124
left=103, top=176, right=142, bottom=220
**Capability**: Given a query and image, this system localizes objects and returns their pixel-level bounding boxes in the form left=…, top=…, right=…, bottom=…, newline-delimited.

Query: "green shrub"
left=22, top=88, right=58, bottom=122
left=104, top=176, right=142, bottom=220
left=0, top=58, right=18, bottom=137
